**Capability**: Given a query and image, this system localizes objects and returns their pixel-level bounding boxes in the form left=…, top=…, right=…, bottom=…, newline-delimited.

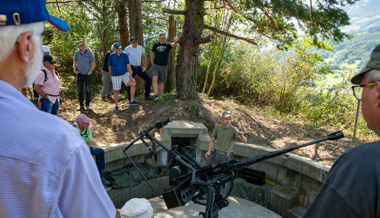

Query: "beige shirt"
left=211, top=124, right=239, bottom=154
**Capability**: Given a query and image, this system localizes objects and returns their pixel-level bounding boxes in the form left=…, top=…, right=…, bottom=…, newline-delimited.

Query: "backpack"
left=41, top=69, right=59, bottom=83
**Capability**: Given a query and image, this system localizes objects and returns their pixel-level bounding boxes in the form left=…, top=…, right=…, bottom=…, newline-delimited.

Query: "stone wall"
left=103, top=121, right=330, bottom=218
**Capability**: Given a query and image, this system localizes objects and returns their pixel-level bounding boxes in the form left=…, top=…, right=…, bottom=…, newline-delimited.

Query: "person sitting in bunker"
left=72, top=114, right=111, bottom=186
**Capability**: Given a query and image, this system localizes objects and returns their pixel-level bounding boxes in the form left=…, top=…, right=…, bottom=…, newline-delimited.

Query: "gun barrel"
left=229, top=131, right=344, bottom=170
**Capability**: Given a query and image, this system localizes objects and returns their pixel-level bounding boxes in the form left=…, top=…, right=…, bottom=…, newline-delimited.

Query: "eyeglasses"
left=351, top=83, right=376, bottom=100
left=15, top=30, right=53, bottom=45
left=42, top=30, right=53, bottom=45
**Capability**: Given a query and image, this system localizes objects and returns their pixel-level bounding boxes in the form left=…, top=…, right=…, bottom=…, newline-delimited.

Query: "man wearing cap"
left=150, top=32, right=179, bottom=100
left=0, top=0, right=115, bottom=217
left=124, top=36, right=153, bottom=101
left=72, top=114, right=111, bottom=186
left=34, top=55, right=60, bottom=115
left=205, top=111, right=247, bottom=167
left=21, top=45, right=51, bottom=99
left=302, top=45, right=380, bottom=217
left=101, top=44, right=115, bottom=101
left=108, top=41, right=139, bottom=112
left=73, top=40, right=96, bottom=111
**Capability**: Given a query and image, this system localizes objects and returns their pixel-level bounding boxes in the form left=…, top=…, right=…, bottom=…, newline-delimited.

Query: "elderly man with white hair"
left=0, top=0, right=116, bottom=217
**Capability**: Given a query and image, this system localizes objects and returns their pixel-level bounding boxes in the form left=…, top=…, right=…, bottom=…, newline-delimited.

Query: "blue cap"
left=0, top=0, right=70, bottom=32
left=113, top=42, right=122, bottom=49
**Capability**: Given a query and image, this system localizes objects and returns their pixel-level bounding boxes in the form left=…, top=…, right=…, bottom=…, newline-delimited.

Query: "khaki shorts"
left=150, top=64, right=168, bottom=82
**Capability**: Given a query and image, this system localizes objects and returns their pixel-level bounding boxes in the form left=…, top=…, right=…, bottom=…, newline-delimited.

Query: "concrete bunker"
left=103, top=120, right=329, bottom=217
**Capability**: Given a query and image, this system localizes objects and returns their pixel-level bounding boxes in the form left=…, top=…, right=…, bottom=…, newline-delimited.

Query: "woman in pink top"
left=34, top=55, right=60, bottom=115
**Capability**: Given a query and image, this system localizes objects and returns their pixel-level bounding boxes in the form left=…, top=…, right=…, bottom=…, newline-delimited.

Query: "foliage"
left=230, top=0, right=358, bottom=49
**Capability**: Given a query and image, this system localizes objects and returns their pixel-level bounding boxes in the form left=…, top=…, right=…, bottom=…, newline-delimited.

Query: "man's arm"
left=127, top=64, right=136, bottom=83
left=88, top=62, right=96, bottom=75
left=73, top=61, right=79, bottom=75
left=171, top=37, right=179, bottom=48
left=150, top=51, right=155, bottom=65
left=141, top=53, right=147, bottom=72
left=108, top=65, right=112, bottom=76
left=205, top=137, right=216, bottom=159
left=237, top=131, right=247, bottom=143
left=57, top=144, right=116, bottom=217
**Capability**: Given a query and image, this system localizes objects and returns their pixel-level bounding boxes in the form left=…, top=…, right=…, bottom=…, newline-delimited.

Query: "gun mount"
left=123, top=118, right=344, bottom=218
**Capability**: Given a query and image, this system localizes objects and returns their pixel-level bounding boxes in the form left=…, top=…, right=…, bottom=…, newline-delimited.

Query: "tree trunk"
left=117, top=0, right=129, bottom=49
left=128, top=0, right=144, bottom=94
left=165, top=16, right=177, bottom=92
left=202, top=39, right=216, bottom=94
left=176, top=0, right=205, bottom=100
left=128, top=0, right=143, bottom=45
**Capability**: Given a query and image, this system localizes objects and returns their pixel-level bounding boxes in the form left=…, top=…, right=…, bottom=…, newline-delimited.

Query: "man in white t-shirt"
left=124, top=36, right=153, bottom=100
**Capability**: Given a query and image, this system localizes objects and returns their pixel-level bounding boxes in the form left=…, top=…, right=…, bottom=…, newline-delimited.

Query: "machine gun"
left=123, top=118, right=344, bottom=218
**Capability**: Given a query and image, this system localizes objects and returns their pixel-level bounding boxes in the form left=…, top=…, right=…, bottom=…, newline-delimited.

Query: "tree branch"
left=204, top=25, right=257, bottom=45
left=224, top=0, right=271, bottom=39
left=194, top=35, right=215, bottom=45
left=162, top=8, right=186, bottom=15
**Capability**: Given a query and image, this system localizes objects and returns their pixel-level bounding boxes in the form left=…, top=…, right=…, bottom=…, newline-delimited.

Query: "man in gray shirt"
left=73, top=40, right=96, bottom=111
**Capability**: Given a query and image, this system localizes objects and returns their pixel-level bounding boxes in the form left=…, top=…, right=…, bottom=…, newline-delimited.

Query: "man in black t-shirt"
left=150, top=32, right=178, bottom=100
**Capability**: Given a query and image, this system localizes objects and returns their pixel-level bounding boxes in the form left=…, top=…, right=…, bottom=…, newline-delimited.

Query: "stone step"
left=287, top=205, right=307, bottom=218
left=269, top=185, right=297, bottom=217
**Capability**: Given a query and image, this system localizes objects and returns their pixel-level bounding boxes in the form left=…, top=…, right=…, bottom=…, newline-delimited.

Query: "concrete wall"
left=103, top=121, right=330, bottom=218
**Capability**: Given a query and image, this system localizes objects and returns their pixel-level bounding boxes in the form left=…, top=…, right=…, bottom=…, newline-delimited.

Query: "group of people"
left=100, top=34, right=178, bottom=111
left=3, top=0, right=380, bottom=217
left=32, top=30, right=179, bottom=114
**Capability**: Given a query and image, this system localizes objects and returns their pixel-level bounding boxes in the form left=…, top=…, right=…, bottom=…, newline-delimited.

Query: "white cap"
left=120, top=198, right=153, bottom=218
left=42, top=45, right=51, bottom=55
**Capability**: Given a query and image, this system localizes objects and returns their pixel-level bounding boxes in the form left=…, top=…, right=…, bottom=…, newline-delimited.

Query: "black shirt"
left=102, top=51, right=112, bottom=72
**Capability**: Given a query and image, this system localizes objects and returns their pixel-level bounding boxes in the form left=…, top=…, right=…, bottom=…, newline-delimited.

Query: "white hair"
left=366, top=69, right=380, bottom=83
left=0, top=22, right=44, bottom=63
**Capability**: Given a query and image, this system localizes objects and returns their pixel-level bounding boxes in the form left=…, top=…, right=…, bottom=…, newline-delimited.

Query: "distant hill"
left=318, top=0, right=380, bottom=73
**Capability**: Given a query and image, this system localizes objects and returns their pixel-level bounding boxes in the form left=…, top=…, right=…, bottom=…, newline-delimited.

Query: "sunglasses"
left=132, top=41, right=138, bottom=43
left=15, top=30, right=53, bottom=45
left=50, top=61, right=56, bottom=64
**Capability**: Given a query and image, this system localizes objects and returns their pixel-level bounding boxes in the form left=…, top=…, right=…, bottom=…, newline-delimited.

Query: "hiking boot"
left=114, top=105, right=119, bottom=112
left=101, top=176, right=111, bottom=186
left=145, top=96, right=154, bottom=100
left=85, top=106, right=90, bottom=111
left=77, top=106, right=84, bottom=111
left=101, top=97, right=106, bottom=101
left=106, top=96, right=112, bottom=100
left=153, top=94, right=159, bottom=100
left=130, top=100, right=140, bottom=106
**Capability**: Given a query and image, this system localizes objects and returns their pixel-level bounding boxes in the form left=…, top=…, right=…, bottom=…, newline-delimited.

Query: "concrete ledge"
left=103, top=121, right=330, bottom=217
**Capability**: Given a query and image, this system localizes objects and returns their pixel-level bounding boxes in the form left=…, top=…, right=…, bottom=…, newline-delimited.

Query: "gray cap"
left=222, top=111, right=232, bottom=118
left=351, top=44, right=380, bottom=84
left=159, top=32, right=166, bottom=38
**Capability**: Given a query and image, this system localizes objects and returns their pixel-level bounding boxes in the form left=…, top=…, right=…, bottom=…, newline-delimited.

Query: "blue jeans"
left=127, top=66, right=152, bottom=100
left=90, top=147, right=105, bottom=174
left=40, top=98, right=59, bottom=115
left=77, top=74, right=92, bottom=107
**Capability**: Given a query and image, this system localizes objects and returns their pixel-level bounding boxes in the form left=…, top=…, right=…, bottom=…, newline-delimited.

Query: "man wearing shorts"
left=150, top=32, right=178, bottom=100
left=108, top=42, right=139, bottom=112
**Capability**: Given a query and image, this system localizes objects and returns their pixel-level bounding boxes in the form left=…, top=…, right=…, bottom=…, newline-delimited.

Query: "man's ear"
left=16, top=32, right=34, bottom=63
left=375, top=81, right=380, bottom=107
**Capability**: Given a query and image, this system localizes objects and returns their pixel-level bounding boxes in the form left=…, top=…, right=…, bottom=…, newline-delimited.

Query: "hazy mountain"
left=318, top=0, right=380, bottom=73
left=343, top=0, right=380, bottom=33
